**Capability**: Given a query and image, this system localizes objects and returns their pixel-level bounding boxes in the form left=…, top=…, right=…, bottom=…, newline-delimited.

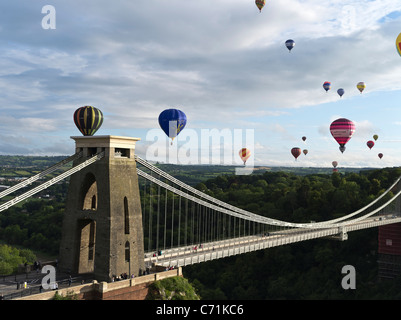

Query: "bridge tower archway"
left=59, top=135, right=145, bottom=282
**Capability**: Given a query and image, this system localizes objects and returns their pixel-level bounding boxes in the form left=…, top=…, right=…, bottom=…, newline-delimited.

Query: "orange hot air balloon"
left=291, top=147, right=301, bottom=161
left=239, top=148, right=251, bottom=165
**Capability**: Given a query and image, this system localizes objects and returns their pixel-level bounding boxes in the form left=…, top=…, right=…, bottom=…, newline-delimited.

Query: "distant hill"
left=155, top=163, right=381, bottom=185
left=0, top=155, right=383, bottom=186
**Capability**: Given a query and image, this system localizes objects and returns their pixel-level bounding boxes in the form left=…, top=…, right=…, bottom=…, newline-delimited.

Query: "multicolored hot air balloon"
left=303, top=149, right=308, bottom=155
left=255, top=0, right=266, bottom=12
left=73, top=106, right=103, bottom=136
left=367, top=140, right=374, bottom=150
left=158, top=108, right=187, bottom=144
left=285, top=39, right=295, bottom=52
left=330, top=118, right=355, bottom=153
left=291, top=147, right=301, bottom=160
left=373, top=134, right=378, bottom=141
left=396, top=32, right=401, bottom=57
left=378, top=153, right=383, bottom=159
left=337, top=88, right=345, bottom=97
left=239, top=148, right=251, bottom=165
left=323, top=81, right=331, bottom=92
left=357, top=82, right=365, bottom=93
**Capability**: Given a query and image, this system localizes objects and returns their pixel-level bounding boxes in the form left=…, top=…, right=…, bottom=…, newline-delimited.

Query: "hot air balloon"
left=373, top=134, right=378, bottom=141
left=323, top=81, right=331, bottom=92
left=357, top=82, right=365, bottom=93
left=285, top=39, right=295, bottom=52
left=255, top=0, right=266, bottom=12
left=302, top=136, right=306, bottom=142
left=367, top=140, right=374, bottom=150
left=158, top=108, right=187, bottom=145
left=332, top=161, right=338, bottom=168
left=396, top=32, right=401, bottom=57
left=291, top=147, right=301, bottom=160
left=378, top=153, right=383, bottom=159
left=330, top=118, right=355, bottom=153
left=303, top=149, right=308, bottom=155
left=239, top=148, right=251, bottom=165
left=73, top=106, right=103, bottom=136
left=337, top=88, right=345, bottom=97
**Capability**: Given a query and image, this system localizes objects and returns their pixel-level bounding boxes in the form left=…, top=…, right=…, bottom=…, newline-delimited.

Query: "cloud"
left=0, top=0, right=399, bottom=166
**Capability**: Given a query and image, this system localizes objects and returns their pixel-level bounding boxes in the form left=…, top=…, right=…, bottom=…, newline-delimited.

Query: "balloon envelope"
left=302, top=136, right=306, bottom=142
left=396, top=32, right=401, bottom=57
left=357, top=82, right=365, bottom=93
left=73, top=106, right=103, bottom=136
left=337, top=88, right=345, bottom=97
left=367, top=140, right=374, bottom=149
left=323, top=81, right=331, bottom=92
left=373, top=134, right=378, bottom=141
left=158, top=108, right=187, bottom=141
left=330, top=118, right=355, bottom=153
left=303, top=149, right=308, bottom=155
left=239, top=148, right=251, bottom=164
left=378, top=153, right=383, bottom=159
left=285, top=39, right=295, bottom=52
left=291, top=147, right=301, bottom=160
left=332, top=161, right=338, bottom=168
left=255, top=0, right=266, bottom=12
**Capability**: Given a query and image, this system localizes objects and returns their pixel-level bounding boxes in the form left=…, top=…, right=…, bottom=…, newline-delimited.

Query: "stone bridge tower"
left=59, top=135, right=145, bottom=282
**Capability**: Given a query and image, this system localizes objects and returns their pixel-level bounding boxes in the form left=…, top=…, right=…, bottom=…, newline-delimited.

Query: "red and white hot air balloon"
left=239, top=148, right=251, bottom=165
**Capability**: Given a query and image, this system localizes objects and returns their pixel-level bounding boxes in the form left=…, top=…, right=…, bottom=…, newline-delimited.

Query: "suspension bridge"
left=1, top=135, right=401, bottom=281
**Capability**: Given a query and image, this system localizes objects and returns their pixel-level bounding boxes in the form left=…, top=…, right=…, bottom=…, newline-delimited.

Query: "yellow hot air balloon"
left=396, top=32, right=401, bottom=57
left=356, top=82, right=365, bottom=93
left=373, top=134, right=378, bottom=141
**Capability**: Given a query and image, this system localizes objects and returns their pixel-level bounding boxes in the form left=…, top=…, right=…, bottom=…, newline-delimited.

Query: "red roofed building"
left=378, top=223, right=401, bottom=279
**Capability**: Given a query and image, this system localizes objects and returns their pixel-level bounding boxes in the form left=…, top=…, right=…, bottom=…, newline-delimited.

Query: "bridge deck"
left=145, top=214, right=401, bottom=268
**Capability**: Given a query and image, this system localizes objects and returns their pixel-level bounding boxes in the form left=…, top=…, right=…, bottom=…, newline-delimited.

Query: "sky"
left=1, top=0, right=401, bottom=168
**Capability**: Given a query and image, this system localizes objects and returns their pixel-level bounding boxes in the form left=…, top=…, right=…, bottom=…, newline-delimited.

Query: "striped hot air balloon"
left=329, top=118, right=355, bottom=153
left=239, top=148, right=251, bottom=165
left=357, top=82, right=366, bottom=93
left=73, top=106, right=103, bottom=136
left=255, top=0, right=266, bottom=12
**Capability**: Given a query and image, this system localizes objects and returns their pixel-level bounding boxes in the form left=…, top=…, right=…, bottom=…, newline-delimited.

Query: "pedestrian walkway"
left=0, top=267, right=93, bottom=300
